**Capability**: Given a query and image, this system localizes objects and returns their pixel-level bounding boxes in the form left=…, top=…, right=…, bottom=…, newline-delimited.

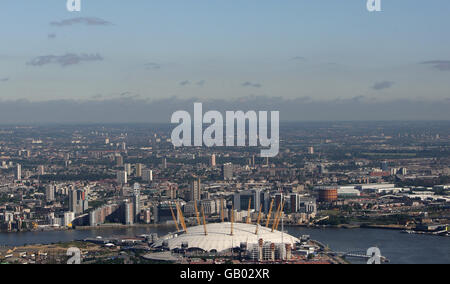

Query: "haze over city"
left=1, top=0, right=450, bottom=122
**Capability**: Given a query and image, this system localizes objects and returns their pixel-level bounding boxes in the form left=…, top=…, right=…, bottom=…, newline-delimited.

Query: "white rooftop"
left=152, top=222, right=300, bottom=253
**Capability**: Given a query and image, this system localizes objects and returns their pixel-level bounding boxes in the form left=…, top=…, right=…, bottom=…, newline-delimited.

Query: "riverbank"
left=74, top=223, right=173, bottom=230
left=74, top=222, right=413, bottom=233
left=285, top=223, right=413, bottom=230
left=1, top=226, right=449, bottom=263
left=0, top=222, right=437, bottom=235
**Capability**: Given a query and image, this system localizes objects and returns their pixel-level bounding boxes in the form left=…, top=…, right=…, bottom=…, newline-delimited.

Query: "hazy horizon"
left=1, top=0, right=450, bottom=122
left=0, top=96, right=448, bottom=124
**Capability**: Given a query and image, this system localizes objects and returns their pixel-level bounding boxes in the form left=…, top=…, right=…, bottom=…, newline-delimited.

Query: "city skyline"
left=0, top=121, right=448, bottom=264
left=0, top=0, right=449, bottom=267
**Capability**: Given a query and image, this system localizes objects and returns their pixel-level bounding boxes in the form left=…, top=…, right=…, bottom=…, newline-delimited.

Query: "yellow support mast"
left=175, top=202, right=187, bottom=233
left=246, top=198, right=252, bottom=224
left=274, top=200, right=286, bottom=231
left=265, top=198, right=274, bottom=228
left=194, top=202, right=201, bottom=225
left=169, top=202, right=180, bottom=231
left=255, top=204, right=262, bottom=235
left=201, top=205, right=208, bottom=236
left=271, top=200, right=282, bottom=232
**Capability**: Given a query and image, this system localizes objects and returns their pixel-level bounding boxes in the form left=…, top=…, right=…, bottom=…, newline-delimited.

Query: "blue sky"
left=0, top=0, right=449, bottom=103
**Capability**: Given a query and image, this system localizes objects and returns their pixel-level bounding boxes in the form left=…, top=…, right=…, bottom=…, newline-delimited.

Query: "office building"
left=135, top=163, right=143, bottom=177
left=89, top=204, right=121, bottom=226
left=154, top=203, right=179, bottom=223
left=124, top=202, right=134, bottom=225
left=63, top=212, right=75, bottom=227
left=143, top=169, right=153, bottom=182
left=274, top=193, right=284, bottom=213
left=15, top=164, right=21, bottom=180
left=124, top=163, right=132, bottom=175
left=200, top=199, right=217, bottom=215
left=69, top=188, right=88, bottom=215
left=133, top=189, right=140, bottom=221
left=290, top=194, right=300, bottom=213
left=46, top=184, right=56, bottom=202
left=233, top=189, right=263, bottom=213
left=190, top=177, right=202, bottom=201
left=299, top=198, right=317, bottom=215
left=117, top=170, right=127, bottom=185
left=223, top=163, right=233, bottom=180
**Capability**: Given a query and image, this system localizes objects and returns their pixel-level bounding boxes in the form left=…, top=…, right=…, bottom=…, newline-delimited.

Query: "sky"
left=0, top=0, right=449, bottom=122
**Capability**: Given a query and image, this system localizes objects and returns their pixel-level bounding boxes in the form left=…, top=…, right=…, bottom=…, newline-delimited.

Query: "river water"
left=0, top=226, right=448, bottom=264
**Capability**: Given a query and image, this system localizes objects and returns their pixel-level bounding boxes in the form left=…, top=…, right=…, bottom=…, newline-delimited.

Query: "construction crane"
left=255, top=204, right=262, bottom=235
left=175, top=202, right=188, bottom=233
left=194, top=202, right=201, bottom=225
left=265, top=198, right=274, bottom=228
left=201, top=205, right=208, bottom=236
left=271, top=200, right=282, bottom=232
left=169, top=202, right=180, bottom=231
left=246, top=198, right=252, bottom=224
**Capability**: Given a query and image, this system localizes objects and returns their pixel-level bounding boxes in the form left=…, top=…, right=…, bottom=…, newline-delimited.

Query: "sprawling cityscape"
left=0, top=122, right=448, bottom=264
left=1, top=1, right=450, bottom=268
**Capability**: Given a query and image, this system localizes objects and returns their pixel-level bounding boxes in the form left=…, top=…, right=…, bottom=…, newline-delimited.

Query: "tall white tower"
left=15, top=164, right=21, bottom=180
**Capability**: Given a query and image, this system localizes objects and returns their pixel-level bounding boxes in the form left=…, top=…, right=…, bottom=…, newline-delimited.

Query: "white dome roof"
left=152, top=222, right=299, bottom=253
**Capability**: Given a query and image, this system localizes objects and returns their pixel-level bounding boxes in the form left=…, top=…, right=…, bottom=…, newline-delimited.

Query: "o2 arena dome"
left=152, top=222, right=300, bottom=253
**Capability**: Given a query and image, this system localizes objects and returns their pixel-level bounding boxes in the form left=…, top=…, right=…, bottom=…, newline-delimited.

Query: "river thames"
left=0, top=226, right=448, bottom=264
